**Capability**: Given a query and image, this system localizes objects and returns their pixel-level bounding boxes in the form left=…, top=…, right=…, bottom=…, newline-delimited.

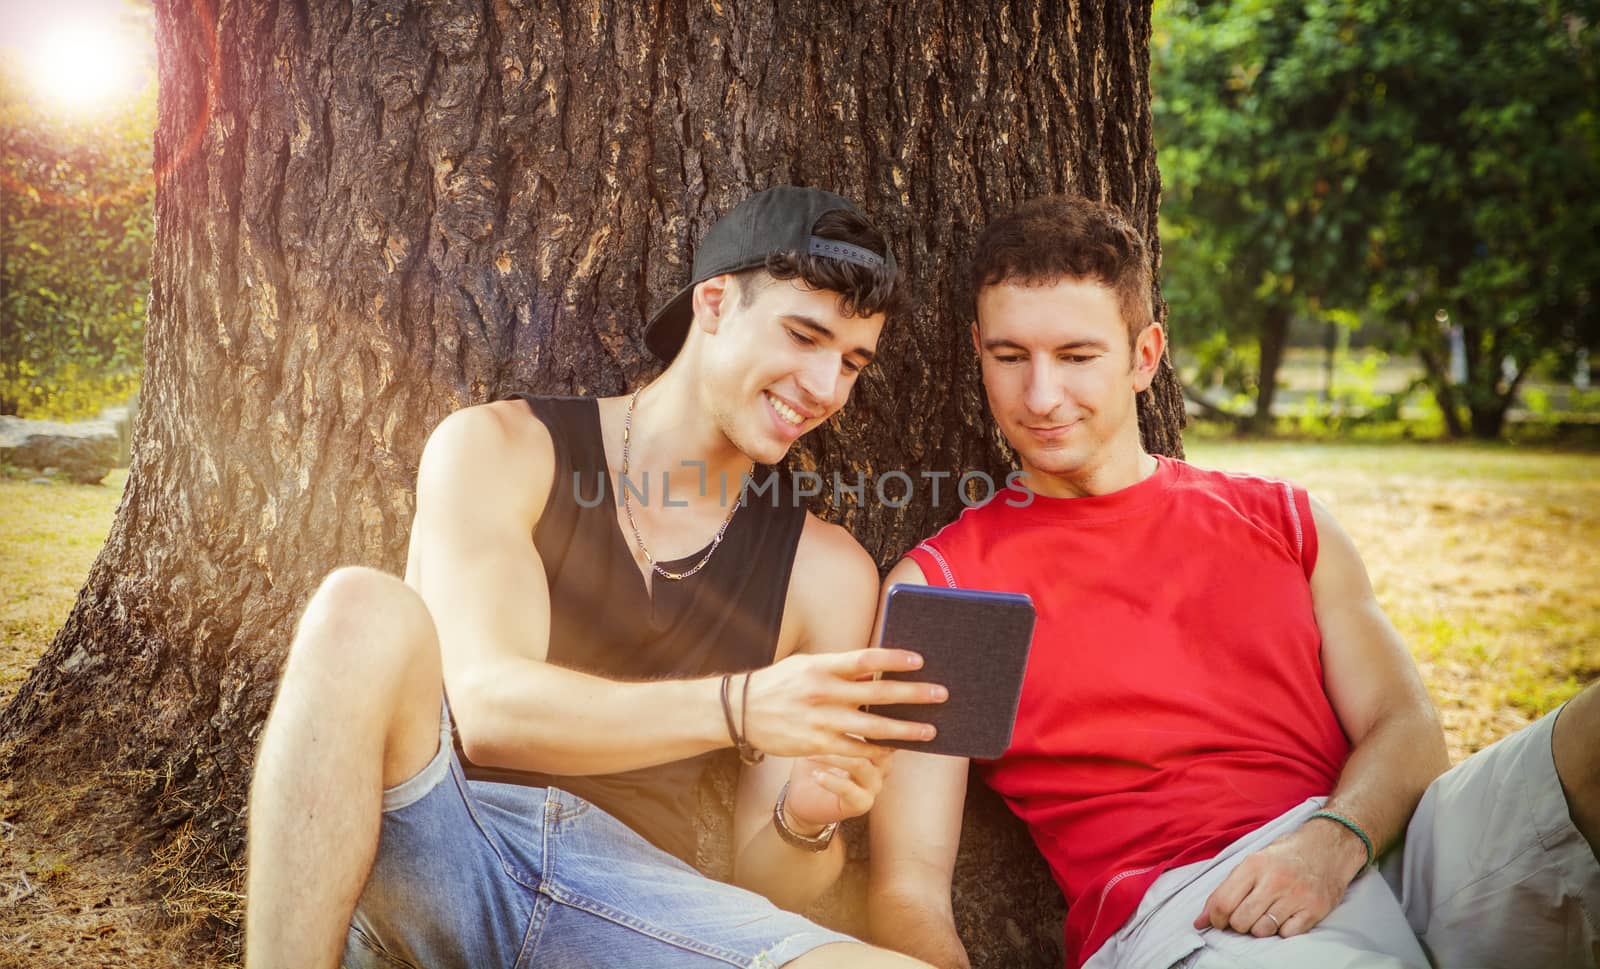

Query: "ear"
left=970, top=321, right=981, bottom=356
left=691, top=275, right=733, bottom=335
left=1131, top=322, right=1166, bottom=392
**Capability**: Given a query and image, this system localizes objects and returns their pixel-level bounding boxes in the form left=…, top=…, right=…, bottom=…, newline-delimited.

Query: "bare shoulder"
left=425, top=399, right=552, bottom=463
left=793, top=512, right=879, bottom=587
left=1306, top=492, right=1341, bottom=552
left=1305, top=492, right=1371, bottom=594
left=417, top=399, right=556, bottom=523
left=883, top=555, right=931, bottom=588
left=1306, top=491, right=1336, bottom=523
left=783, top=513, right=880, bottom=656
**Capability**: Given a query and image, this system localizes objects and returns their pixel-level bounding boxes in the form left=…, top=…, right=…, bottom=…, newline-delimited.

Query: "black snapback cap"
left=643, top=185, right=897, bottom=362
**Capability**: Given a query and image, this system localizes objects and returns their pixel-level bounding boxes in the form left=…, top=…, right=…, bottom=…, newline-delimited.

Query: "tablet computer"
left=868, top=583, right=1036, bottom=760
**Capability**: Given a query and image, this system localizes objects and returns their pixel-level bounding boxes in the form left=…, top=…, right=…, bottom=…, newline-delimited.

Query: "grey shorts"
left=1088, top=702, right=1600, bottom=969
left=1382, top=700, right=1599, bottom=968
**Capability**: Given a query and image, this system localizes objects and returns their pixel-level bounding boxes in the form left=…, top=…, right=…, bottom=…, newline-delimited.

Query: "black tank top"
left=458, top=394, right=808, bottom=862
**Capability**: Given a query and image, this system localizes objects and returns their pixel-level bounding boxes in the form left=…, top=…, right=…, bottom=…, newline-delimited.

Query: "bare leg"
left=785, top=942, right=936, bottom=968
left=1552, top=680, right=1600, bottom=864
left=245, top=567, right=446, bottom=969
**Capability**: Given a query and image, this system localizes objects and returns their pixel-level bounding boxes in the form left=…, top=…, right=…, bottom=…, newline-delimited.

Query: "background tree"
left=0, top=41, right=154, bottom=418
left=1155, top=0, right=1379, bottom=432
left=0, top=1, right=1182, bottom=963
left=1358, top=0, right=1599, bottom=438
left=1155, top=0, right=1599, bottom=438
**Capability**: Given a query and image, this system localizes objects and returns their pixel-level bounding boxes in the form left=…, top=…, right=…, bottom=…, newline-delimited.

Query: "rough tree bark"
left=1, top=1, right=1181, bottom=963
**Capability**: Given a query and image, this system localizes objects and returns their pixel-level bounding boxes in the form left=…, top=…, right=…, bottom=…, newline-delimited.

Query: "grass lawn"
left=0, top=469, right=129, bottom=708
left=1184, top=437, right=1600, bottom=760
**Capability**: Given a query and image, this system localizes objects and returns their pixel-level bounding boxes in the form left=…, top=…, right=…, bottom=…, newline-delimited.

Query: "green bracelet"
left=1310, top=809, right=1375, bottom=868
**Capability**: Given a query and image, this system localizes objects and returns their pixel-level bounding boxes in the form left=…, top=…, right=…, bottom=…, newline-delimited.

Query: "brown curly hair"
left=971, top=195, right=1154, bottom=345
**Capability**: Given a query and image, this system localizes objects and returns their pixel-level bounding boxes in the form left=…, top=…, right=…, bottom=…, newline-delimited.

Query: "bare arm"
left=729, top=519, right=885, bottom=909
left=1306, top=495, right=1449, bottom=865
left=866, top=558, right=973, bottom=969
left=409, top=403, right=938, bottom=776
left=409, top=402, right=722, bottom=774
left=1198, top=494, right=1449, bottom=937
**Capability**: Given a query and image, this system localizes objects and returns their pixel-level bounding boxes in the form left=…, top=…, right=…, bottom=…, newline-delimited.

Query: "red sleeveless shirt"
left=906, top=457, right=1350, bottom=966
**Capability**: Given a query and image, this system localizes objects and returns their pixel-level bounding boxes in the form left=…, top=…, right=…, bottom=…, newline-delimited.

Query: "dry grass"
left=0, top=773, right=218, bottom=969
left=0, top=469, right=128, bottom=709
left=1, top=441, right=1597, bottom=965
left=1, top=469, right=234, bottom=967
left=1184, top=439, right=1600, bottom=761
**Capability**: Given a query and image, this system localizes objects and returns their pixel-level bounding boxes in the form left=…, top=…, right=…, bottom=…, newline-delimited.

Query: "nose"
left=1023, top=358, right=1064, bottom=418
left=795, top=351, right=845, bottom=413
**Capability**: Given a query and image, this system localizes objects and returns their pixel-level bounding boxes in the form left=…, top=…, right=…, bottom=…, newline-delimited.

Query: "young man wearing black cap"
left=245, top=187, right=943, bottom=969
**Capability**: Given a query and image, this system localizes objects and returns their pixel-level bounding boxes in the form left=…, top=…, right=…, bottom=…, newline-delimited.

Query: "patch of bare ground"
left=0, top=772, right=239, bottom=969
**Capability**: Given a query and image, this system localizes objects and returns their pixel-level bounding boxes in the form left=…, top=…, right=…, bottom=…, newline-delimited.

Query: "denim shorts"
left=343, top=707, right=856, bottom=969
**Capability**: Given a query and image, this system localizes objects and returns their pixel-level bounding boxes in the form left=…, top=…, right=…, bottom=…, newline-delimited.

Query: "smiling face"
left=975, top=277, right=1164, bottom=495
left=692, top=273, right=884, bottom=465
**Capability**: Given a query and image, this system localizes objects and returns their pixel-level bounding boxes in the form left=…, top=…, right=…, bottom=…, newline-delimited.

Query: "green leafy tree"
left=1359, top=1, right=1599, bottom=437
left=1156, top=0, right=1383, bottom=431
left=1155, top=0, right=1599, bottom=438
left=0, top=46, right=154, bottom=418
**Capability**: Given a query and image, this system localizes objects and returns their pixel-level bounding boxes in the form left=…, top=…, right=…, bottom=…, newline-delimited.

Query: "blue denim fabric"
left=343, top=709, right=855, bottom=968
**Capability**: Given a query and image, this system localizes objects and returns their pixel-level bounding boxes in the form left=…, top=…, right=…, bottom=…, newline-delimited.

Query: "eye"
left=843, top=359, right=864, bottom=375
left=787, top=329, right=817, bottom=348
left=993, top=354, right=1026, bottom=365
left=1061, top=354, right=1097, bottom=364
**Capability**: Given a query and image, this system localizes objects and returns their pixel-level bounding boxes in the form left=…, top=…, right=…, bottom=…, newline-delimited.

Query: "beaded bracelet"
left=1310, top=809, right=1375, bottom=868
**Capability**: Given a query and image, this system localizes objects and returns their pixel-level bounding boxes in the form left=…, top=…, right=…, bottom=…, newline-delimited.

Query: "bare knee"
left=283, top=566, right=440, bottom=691
left=267, top=567, right=446, bottom=786
left=1553, top=682, right=1600, bottom=787
left=1552, top=682, right=1600, bottom=862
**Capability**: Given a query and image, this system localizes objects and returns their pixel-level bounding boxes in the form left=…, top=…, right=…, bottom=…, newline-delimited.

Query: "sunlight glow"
left=29, top=20, right=137, bottom=111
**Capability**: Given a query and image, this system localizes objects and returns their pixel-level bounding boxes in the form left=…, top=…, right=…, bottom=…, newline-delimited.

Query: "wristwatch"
left=773, top=782, right=838, bottom=852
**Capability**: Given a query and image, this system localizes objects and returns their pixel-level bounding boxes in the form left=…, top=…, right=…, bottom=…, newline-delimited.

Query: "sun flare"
left=28, top=20, right=139, bottom=111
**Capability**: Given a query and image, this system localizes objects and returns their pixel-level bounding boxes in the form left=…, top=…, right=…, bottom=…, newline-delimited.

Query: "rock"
left=0, top=415, right=118, bottom=484
left=98, top=394, right=137, bottom=467
left=29, top=477, right=53, bottom=486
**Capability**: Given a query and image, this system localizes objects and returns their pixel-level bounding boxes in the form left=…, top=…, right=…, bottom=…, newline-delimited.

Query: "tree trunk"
left=1249, top=304, right=1289, bottom=433
left=1459, top=326, right=1523, bottom=440
left=1321, top=319, right=1337, bottom=406
left=0, top=1, right=1180, bottom=963
left=1417, top=340, right=1467, bottom=438
left=1467, top=365, right=1523, bottom=440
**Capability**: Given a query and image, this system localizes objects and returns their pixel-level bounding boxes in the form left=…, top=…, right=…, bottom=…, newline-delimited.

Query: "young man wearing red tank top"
left=243, top=187, right=949, bottom=969
left=868, top=196, right=1600, bottom=969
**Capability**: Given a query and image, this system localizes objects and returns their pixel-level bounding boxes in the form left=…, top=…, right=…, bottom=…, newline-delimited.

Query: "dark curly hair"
left=737, top=208, right=905, bottom=319
left=971, top=195, right=1154, bottom=345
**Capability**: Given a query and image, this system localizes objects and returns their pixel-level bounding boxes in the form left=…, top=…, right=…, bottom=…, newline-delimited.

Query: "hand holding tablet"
left=868, top=584, right=1037, bottom=760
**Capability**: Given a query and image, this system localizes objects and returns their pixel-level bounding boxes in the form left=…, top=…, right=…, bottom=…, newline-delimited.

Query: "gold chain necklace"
left=620, top=387, right=747, bottom=581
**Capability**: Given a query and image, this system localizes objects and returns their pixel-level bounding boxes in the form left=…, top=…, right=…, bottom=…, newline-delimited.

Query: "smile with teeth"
left=766, top=392, right=805, bottom=426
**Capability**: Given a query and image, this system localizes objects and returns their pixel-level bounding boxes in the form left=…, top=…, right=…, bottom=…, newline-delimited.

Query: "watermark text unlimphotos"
left=573, top=462, right=1035, bottom=510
